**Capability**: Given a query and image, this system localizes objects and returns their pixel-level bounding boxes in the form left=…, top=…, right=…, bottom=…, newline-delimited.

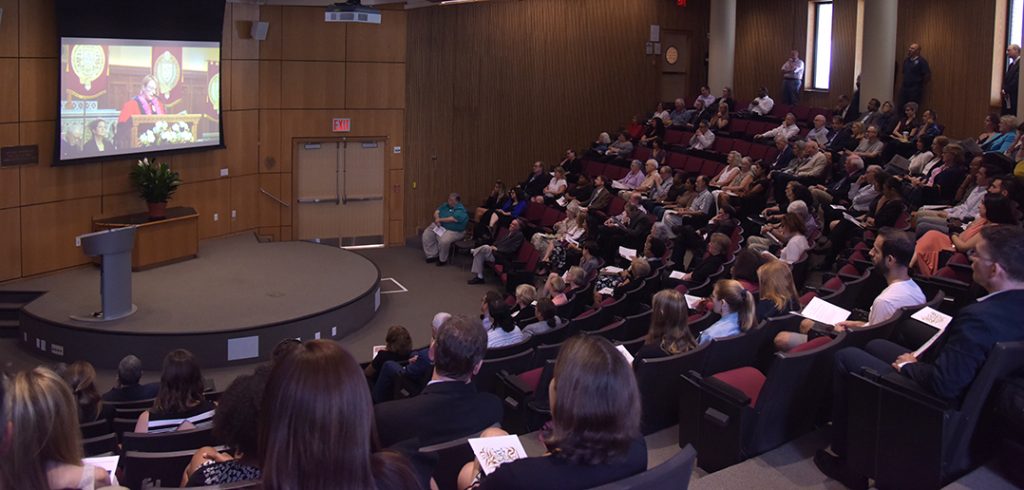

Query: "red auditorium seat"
left=606, top=195, right=625, bottom=216
left=732, top=139, right=751, bottom=157
left=763, top=146, right=779, bottom=161
left=582, top=159, right=606, bottom=179
left=665, top=129, right=686, bottom=146
left=667, top=151, right=688, bottom=171
left=729, top=119, right=750, bottom=135
left=712, top=136, right=733, bottom=154
left=523, top=201, right=546, bottom=224
left=791, top=105, right=811, bottom=122
left=606, top=165, right=628, bottom=180
left=770, top=103, right=791, bottom=119
left=684, top=157, right=704, bottom=174
left=700, top=160, right=722, bottom=177
left=634, top=145, right=652, bottom=162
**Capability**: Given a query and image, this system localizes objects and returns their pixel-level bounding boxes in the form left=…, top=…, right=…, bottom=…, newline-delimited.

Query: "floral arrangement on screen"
left=138, top=121, right=195, bottom=146
left=130, top=158, right=182, bottom=203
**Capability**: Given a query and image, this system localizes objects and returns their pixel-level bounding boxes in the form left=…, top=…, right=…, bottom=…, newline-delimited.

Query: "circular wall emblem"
left=154, top=50, right=181, bottom=99
left=71, top=45, right=105, bottom=91
left=208, top=73, right=220, bottom=113
left=665, top=46, right=679, bottom=65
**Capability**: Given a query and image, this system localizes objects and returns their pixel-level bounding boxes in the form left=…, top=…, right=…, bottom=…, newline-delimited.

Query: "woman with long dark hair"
left=634, top=289, right=698, bottom=365
left=135, top=349, right=214, bottom=433
left=61, top=361, right=113, bottom=423
left=458, top=335, right=646, bottom=489
left=260, top=340, right=418, bottom=490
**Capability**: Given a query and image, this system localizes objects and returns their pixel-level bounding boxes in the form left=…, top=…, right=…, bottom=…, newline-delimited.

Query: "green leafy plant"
left=130, top=157, right=182, bottom=203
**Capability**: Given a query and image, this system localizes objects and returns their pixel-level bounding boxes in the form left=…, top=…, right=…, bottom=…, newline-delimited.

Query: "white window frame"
left=806, top=1, right=834, bottom=91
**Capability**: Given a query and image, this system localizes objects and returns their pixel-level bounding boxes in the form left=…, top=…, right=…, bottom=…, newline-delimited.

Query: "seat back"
left=748, top=333, right=847, bottom=454
left=702, top=325, right=772, bottom=376
left=474, top=349, right=535, bottom=393
left=485, top=339, right=533, bottom=360
left=417, top=430, right=488, bottom=490
left=567, top=306, right=609, bottom=332
left=105, top=397, right=155, bottom=410
left=589, top=444, right=698, bottom=490
left=523, top=201, right=546, bottom=223
left=123, top=449, right=196, bottom=490
left=80, top=418, right=112, bottom=439
left=122, top=426, right=215, bottom=453
left=615, top=307, right=653, bottom=342
left=636, top=343, right=712, bottom=434
left=82, top=432, right=118, bottom=457
left=114, top=407, right=147, bottom=420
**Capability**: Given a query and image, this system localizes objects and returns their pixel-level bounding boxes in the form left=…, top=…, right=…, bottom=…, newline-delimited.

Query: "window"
left=809, top=1, right=834, bottom=90
left=1010, top=0, right=1023, bottom=49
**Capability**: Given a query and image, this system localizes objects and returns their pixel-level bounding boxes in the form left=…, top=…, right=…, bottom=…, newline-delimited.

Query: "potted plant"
left=130, top=157, right=181, bottom=219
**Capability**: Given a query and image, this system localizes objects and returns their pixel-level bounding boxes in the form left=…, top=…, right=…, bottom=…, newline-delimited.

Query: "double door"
left=294, top=140, right=385, bottom=246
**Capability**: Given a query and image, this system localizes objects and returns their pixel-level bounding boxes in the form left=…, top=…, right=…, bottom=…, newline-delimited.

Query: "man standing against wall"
left=1003, top=44, right=1020, bottom=115
left=899, top=43, right=931, bottom=107
left=781, top=50, right=805, bottom=105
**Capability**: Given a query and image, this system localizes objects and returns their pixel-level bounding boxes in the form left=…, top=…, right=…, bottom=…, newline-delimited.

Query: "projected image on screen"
left=59, top=38, right=221, bottom=162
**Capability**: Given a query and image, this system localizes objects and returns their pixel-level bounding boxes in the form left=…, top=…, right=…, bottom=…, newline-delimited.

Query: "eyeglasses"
left=967, top=248, right=995, bottom=263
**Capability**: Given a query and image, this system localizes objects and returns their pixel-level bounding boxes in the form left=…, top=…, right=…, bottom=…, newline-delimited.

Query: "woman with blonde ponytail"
left=697, top=279, right=757, bottom=345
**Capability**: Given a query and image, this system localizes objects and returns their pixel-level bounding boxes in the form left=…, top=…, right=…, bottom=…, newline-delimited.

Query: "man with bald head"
left=1003, top=44, right=1020, bottom=115
left=899, top=43, right=931, bottom=107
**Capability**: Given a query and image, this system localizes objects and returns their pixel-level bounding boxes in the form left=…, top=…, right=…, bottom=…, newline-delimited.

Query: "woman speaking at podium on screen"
left=116, top=75, right=166, bottom=148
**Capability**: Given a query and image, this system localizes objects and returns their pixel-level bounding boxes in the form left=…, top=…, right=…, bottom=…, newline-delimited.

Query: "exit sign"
left=332, top=118, right=351, bottom=132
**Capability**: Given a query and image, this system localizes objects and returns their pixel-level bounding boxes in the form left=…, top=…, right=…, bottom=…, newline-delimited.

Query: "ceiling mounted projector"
left=325, top=1, right=382, bottom=24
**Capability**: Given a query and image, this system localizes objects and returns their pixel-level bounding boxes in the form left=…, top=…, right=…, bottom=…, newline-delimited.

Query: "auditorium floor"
left=0, top=243, right=1016, bottom=488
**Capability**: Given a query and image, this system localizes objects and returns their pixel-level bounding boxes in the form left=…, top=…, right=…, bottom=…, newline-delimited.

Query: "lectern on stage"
left=71, top=226, right=138, bottom=322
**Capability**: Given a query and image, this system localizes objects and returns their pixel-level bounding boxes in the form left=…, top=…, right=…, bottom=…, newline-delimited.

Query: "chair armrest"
left=876, top=372, right=954, bottom=410
left=700, top=376, right=752, bottom=407
left=496, top=370, right=534, bottom=399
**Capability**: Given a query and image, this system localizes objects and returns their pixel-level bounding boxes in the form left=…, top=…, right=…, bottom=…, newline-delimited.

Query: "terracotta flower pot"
left=148, top=201, right=168, bottom=219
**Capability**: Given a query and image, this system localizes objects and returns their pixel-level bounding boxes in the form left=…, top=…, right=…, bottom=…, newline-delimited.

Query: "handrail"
left=259, top=188, right=290, bottom=208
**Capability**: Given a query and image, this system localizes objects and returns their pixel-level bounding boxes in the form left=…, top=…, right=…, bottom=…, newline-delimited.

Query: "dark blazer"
left=374, top=380, right=503, bottom=449
left=522, top=172, right=548, bottom=197
left=101, top=382, right=159, bottom=402
left=1004, top=58, right=1019, bottom=96
left=585, top=186, right=611, bottom=212
left=495, top=229, right=524, bottom=256
left=903, top=290, right=1024, bottom=401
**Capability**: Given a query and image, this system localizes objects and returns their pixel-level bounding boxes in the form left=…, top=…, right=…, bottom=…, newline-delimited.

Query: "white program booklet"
left=684, top=294, right=703, bottom=310
left=611, top=180, right=630, bottom=190
left=469, top=434, right=529, bottom=475
left=556, top=196, right=569, bottom=207
left=792, top=297, right=851, bottom=326
left=842, top=212, right=865, bottom=228
left=602, top=266, right=624, bottom=275
left=83, top=455, right=120, bottom=487
left=372, top=345, right=386, bottom=359
left=618, top=247, right=637, bottom=260
left=910, top=307, right=953, bottom=357
left=615, top=344, right=635, bottom=364
left=668, top=270, right=685, bottom=280
left=919, top=204, right=950, bottom=210
left=432, top=224, right=446, bottom=237
left=829, top=204, right=847, bottom=210
left=598, top=287, right=615, bottom=296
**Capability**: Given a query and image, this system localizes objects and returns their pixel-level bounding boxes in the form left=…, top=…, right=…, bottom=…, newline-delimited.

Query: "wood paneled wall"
left=404, top=0, right=710, bottom=237
left=0, top=1, right=407, bottom=281
left=895, top=0, right=997, bottom=139
left=733, top=0, right=996, bottom=138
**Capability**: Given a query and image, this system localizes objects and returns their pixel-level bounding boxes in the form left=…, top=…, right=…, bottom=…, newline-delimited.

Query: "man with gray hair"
left=373, top=312, right=452, bottom=403
left=101, top=355, right=159, bottom=402
left=1003, top=44, right=1020, bottom=115
left=422, top=192, right=469, bottom=266
left=810, top=153, right=866, bottom=206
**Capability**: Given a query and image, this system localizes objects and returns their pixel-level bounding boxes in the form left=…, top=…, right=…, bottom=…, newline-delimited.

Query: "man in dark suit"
left=1002, top=44, right=1020, bottom=115
left=374, top=314, right=502, bottom=455
left=581, top=174, right=611, bottom=212
left=101, top=355, right=159, bottom=402
left=468, top=218, right=524, bottom=284
left=521, top=161, right=549, bottom=198
left=815, top=225, right=1024, bottom=486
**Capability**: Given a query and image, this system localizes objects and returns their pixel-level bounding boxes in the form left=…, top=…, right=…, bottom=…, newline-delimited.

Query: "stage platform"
left=2, top=234, right=381, bottom=369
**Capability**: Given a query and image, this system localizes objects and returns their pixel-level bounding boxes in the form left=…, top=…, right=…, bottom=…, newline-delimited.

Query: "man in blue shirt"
left=422, top=192, right=469, bottom=266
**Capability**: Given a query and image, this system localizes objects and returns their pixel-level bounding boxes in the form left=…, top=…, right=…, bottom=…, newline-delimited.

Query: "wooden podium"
left=93, top=206, right=199, bottom=271
left=129, top=114, right=202, bottom=148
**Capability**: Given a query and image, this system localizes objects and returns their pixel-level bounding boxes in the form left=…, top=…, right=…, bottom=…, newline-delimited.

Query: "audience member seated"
left=373, top=312, right=451, bottom=403
left=905, top=143, right=968, bottom=205
left=634, top=290, right=698, bottom=366
left=977, top=113, right=1000, bottom=146
left=912, top=193, right=1019, bottom=276
left=476, top=187, right=527, bottom=242
left=522, top=298, right=565, bottom=338
left=598, top=202, right=653, bottom=262
left=606, top=132, right=634, bottom=159
left=980, top=115, right=1018, bottom=154
left=815, top=226, right=1024, bottom=486
left=708, top=103, right=730, bottom=132
left=696, top=85, right=716, bottom=109
left=731, top=248, right=766, bottom=294
left=747, top=86, right=774, bottom=116
left=716, top=156, right=755, bottom=204
left=468, top=218, right=524, bottom=285
left=260, top=340, right=418, bottom=490
left=592, top=133, right=612, bottom=155
left=769, top=134, right=797, bottom=171
left=61, top=361, right=113, bottom=424
left=754, top=260, right=801, bottom=323
left=755, top=113, right=800, bottom=143
left=661, top=175, right=713, bottom=231
left=688, top=121, right=716, bottom=150
left=183, top=371, right=266, bottom=486
left=716, top=86, right=736, bottom=112
left=423, top=193, right=470, bottom=267
left=873, top=101, right=898, bottom=136
left=612, top=160, right=645, bottom=192
left=595, top=257, right=650, bottom=301
left=649, top=139, right=667, bottom=165
left=887, top=102, right=921, bottom=144
left=533, top=166, right=568, bottom=205
left=473, top=180, right=507, bottom=223
left=750, top=212, right=810, bottom=265
left=0, top=367, right=111, bottom=489
left=697, top=279, right=757, bottom=345
left=375, top=315, right=502, bottom=453
left=725, top=160, right=772, bottom=216
left=810, top=154, right=865, bottom=206
left=846, top=124, right=884, bottom=164
left=135, top=349, right=215, bottom=433
left=906, top=135, right=947, bottom=176
left=640, top=118, right=666, bottom=146
left=485, top=297, right=526, bottom=348
left=626, top=115, right=645, bottom=141
left=365, top=326, right=414, bottom=384
left=854, top=98, right=881, bottom=128
left=532, top=204, right=585, bottom=257
left=835, top=94, right=858, bottom=123
left=672, top=204, right=738, bottom=267
left=824, top=117, right=859, bottom=160
left=633, top=160, right=663, bottom=197
left=559, top=149, right=582, bottom=180
left=669, top=97, right=690, bottom=127
left=913, top=160, right=998, bottom=236
left=579, top=174, right=612, bottom=213
left=101, top=354, right=159, bottom=402
left=457, top=335, right=646, bottom=490
left=825, top=172, right=906, bottom=265
left=674, top=232, right=731, bottom=285
left=778, top=230, right=926, bottom=350
left=521, top=161, right=550, bottom=198
left=710, top=151, right=743, bottom=189
left=771, top=140, right=830, bottom=200
left=806, top=114, right=830, bottom=147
